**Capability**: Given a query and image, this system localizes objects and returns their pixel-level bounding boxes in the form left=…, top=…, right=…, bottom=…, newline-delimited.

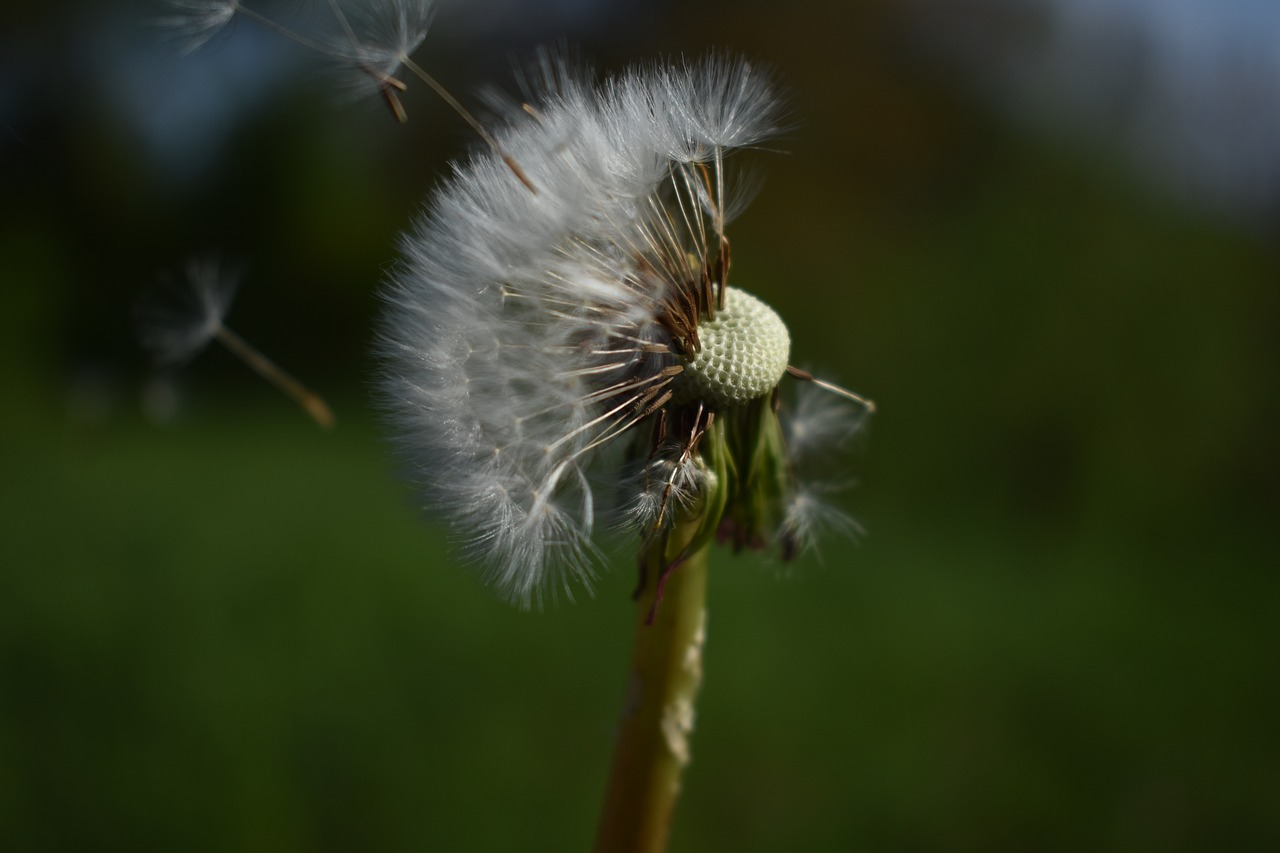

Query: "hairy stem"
left=594, top=524, right=711, bottom=853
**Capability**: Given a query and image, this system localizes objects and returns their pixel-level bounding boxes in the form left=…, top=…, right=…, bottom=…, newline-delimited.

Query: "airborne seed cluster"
left=675, top=287, right=791, bottom=408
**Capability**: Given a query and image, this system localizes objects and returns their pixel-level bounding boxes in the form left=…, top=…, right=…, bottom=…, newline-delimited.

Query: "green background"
left=2, top=1, right=1277, bottom=849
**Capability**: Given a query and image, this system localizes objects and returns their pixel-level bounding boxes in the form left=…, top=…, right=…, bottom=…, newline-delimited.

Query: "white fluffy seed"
left=674, top=287, right=791, bottom=407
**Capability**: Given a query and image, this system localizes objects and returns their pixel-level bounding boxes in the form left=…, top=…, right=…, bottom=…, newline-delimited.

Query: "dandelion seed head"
left=379, top=52, right=863, bottom=605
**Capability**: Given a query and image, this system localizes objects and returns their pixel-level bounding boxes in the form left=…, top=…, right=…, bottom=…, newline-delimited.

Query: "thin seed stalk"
left=594, top=518, right=711, bottom=853
left=213, top=326, right=334, bottom=429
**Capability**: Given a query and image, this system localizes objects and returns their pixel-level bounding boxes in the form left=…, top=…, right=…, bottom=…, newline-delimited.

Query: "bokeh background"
left=3, top=0, right=1278, bottom=849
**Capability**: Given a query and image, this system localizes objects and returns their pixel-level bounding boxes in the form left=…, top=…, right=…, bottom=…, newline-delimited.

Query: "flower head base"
left=379, top=54, right=870, bottom=606
left=672, top=287, right=790, bottom=408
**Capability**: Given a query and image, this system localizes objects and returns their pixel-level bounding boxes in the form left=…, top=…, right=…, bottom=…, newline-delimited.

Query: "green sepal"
left=704, top=392, right=793, bottom=553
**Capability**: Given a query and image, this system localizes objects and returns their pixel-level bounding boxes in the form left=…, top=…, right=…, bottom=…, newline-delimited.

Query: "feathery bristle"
left=136, top=256, right=239, bottom=366
left=157, top=0, right=241, bottom=55
left=323, top=0, right=435, bottom=101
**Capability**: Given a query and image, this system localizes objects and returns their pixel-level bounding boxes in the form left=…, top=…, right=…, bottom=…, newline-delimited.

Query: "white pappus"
left=378, top=52, right=872, bottom=607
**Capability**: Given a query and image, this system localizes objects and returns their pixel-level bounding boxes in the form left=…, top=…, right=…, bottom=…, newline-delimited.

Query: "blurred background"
left=2, top=0, right=1277, bottom=849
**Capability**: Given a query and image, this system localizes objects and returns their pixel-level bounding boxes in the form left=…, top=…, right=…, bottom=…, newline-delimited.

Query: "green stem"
left=593, top=524, right=711, bottom=853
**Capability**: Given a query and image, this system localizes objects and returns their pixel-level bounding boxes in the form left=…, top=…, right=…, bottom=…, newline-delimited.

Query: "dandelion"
left=379, top=53, right=870, bottom=605
left=376, top=53, right=872, bottom=851
left=155, top=0, right=875, bottom=847
left=137, top=257, right=335, bottom=428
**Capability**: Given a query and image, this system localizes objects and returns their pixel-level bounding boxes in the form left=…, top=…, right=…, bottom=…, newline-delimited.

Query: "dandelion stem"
left=594, top=519, right=710, bottom=853
left=213, top=326, right=335, bottom=429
